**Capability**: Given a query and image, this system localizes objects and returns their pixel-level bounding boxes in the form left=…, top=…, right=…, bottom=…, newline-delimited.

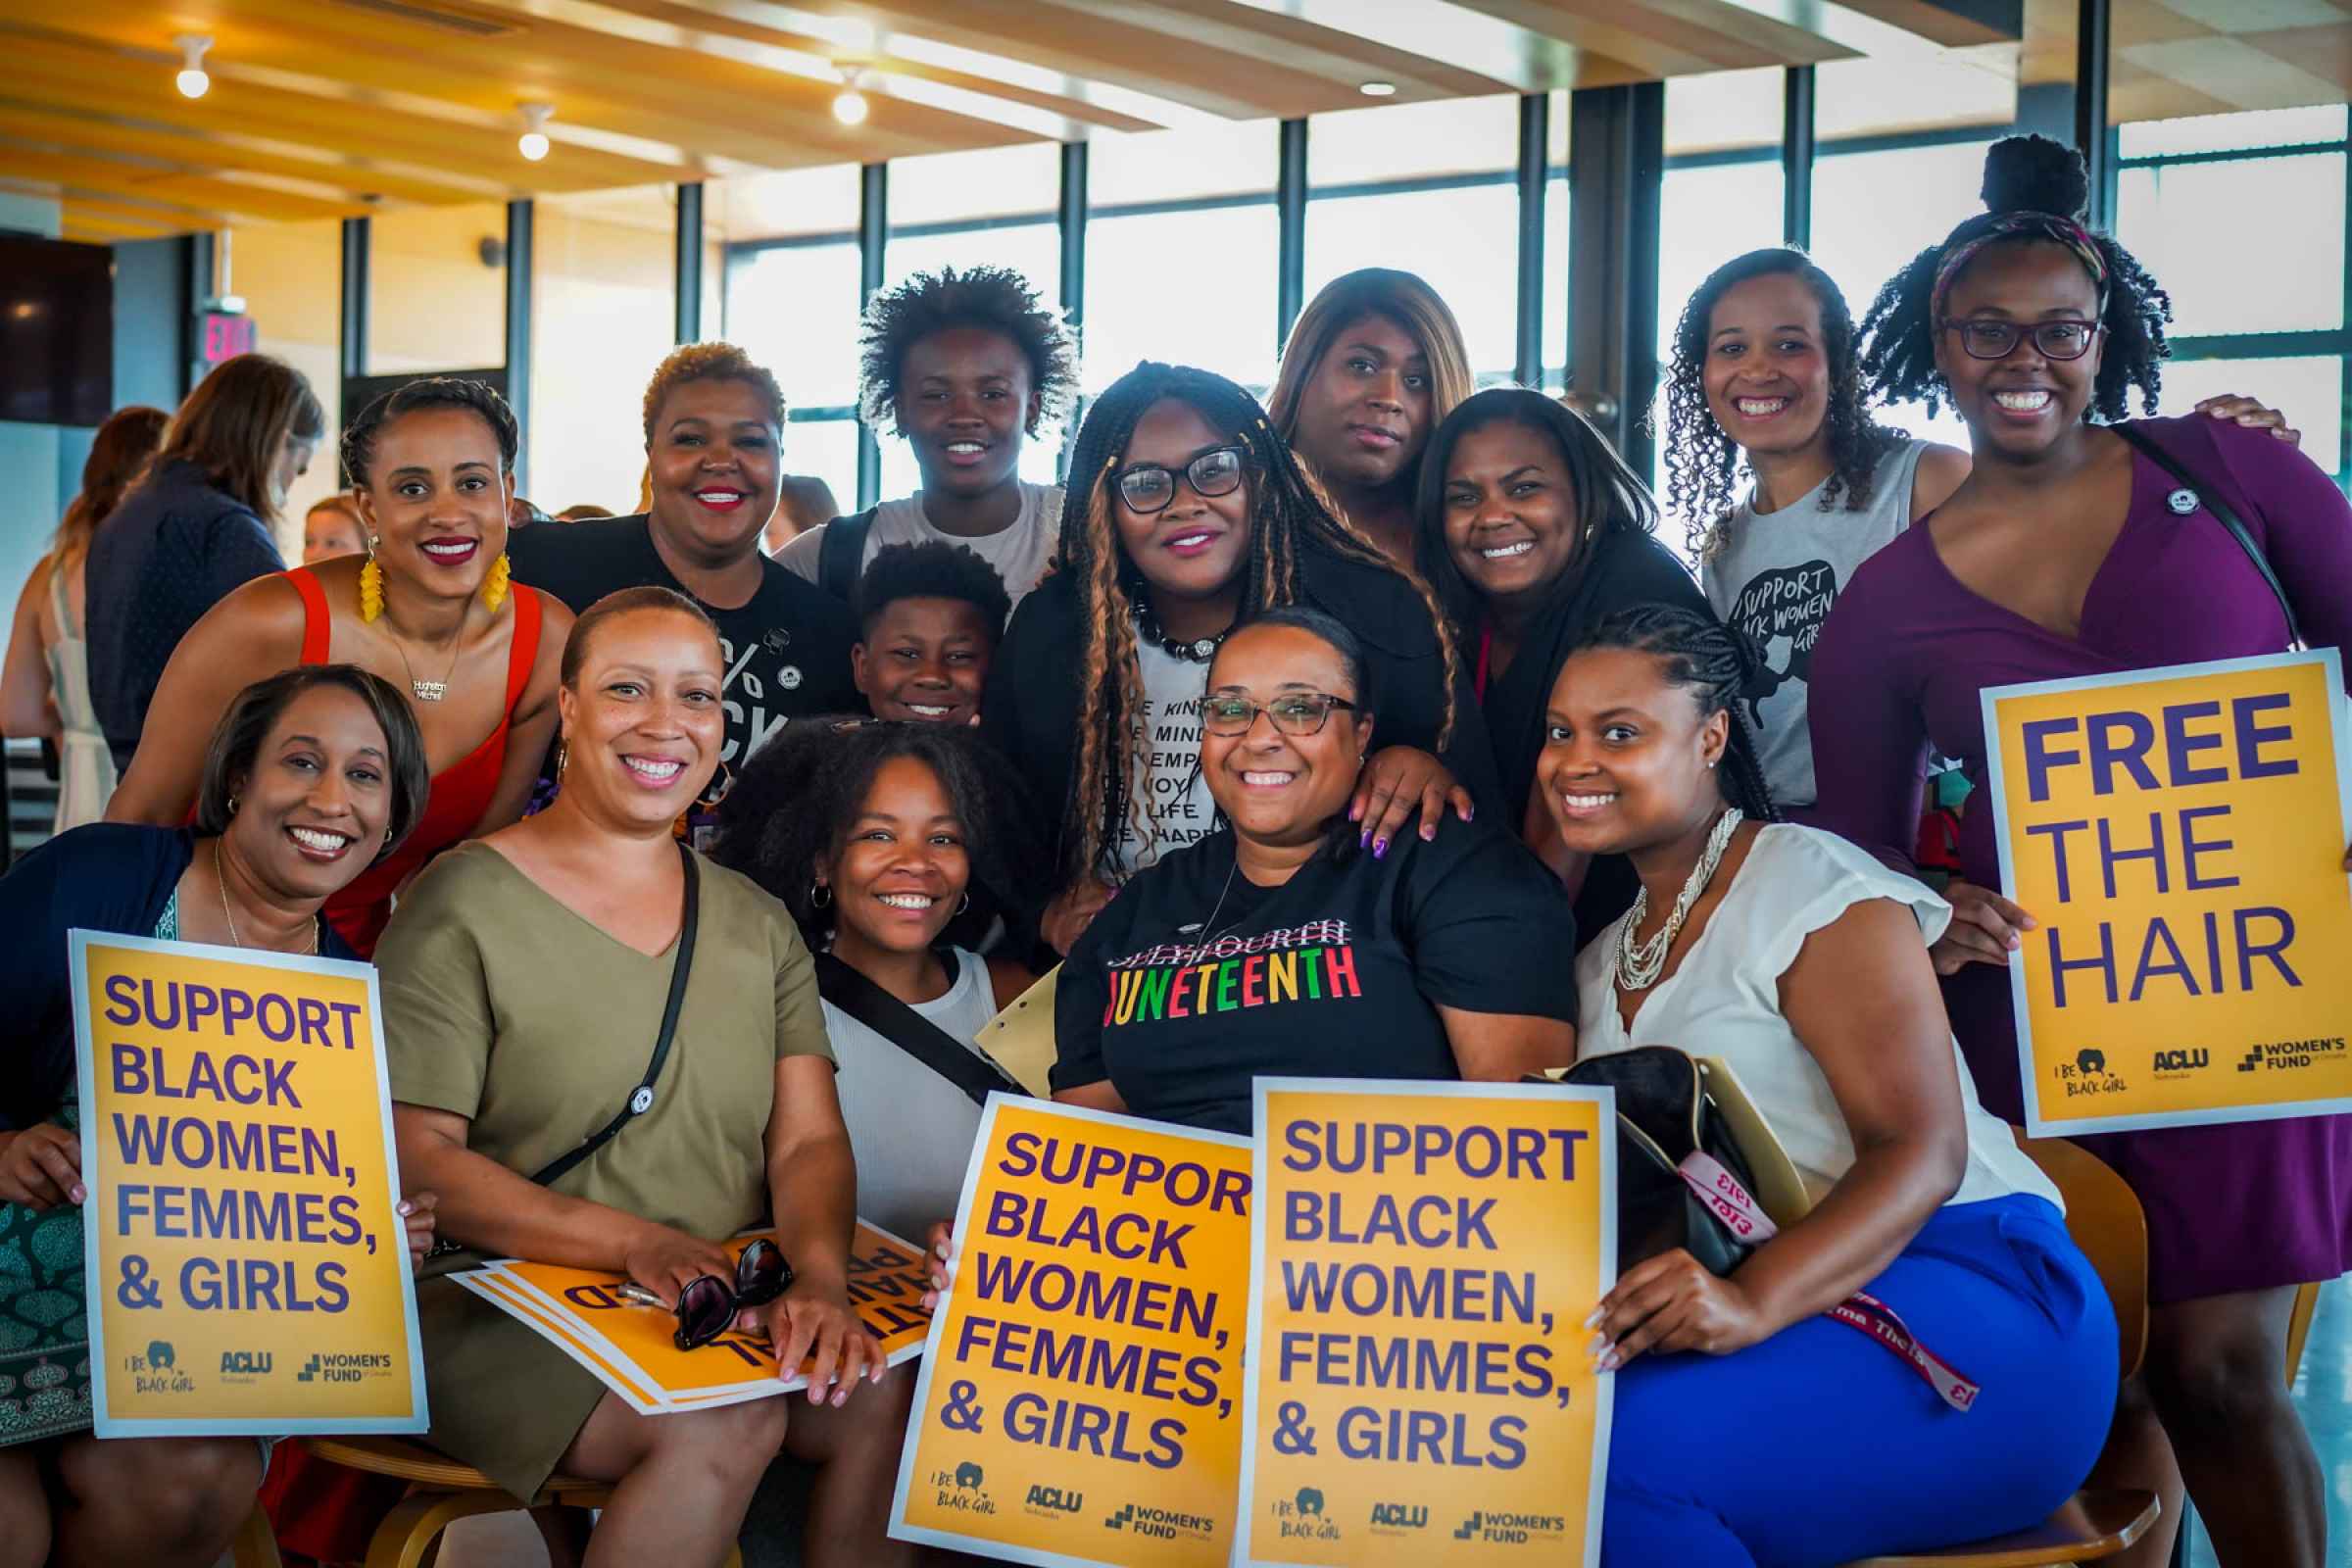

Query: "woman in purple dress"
left=1811, top=135, right=2352, bottom=1568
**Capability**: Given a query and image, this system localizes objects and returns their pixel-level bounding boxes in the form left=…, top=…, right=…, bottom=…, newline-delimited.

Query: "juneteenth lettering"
left=1103, top=920, right=1362, bottom=1025
left=101, top=975, right=370, bottom=1314
left=2020, top=696, right=2301, bottom=1005
left=1275, top=1120, right=1587, bottom=1469
left=956, top=1131, right=1250, bottom=1468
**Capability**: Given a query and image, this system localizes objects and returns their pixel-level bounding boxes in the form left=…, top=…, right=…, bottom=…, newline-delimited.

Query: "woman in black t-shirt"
left=1053, top=608, right=1576, bottom=1135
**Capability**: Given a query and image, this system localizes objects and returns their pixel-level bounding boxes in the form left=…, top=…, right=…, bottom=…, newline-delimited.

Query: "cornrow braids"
left=1860, top=136, right=2173, bottom=424
left=1573, top=603, right=1783, bottom=824
left=342, top=376, right=519, bottom=491
left=1054, top=362, right=1464, bottom=890
left=1661, top=249, right=1907, bottom=562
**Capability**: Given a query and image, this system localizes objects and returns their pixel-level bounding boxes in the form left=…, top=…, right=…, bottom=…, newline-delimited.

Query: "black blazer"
left=982, top=539, right=1500, bottom=898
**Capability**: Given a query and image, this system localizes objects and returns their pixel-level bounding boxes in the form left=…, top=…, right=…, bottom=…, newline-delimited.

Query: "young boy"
left=852, top=541, right=1012, bottom=727
left=782, top=266, right=1076, bottom=608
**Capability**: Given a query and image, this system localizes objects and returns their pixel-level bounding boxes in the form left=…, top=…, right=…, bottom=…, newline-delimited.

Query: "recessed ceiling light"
left=833, top=66, right=870, bottom=126
left=174, top=34, right=214, bottom=100
left=1358, top=81, right=1396, bottom=98
left=517, top=102, right=553, bottom=162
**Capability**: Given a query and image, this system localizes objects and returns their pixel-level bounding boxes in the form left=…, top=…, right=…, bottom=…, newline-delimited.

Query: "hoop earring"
left=706, top=758, right=735, bottom=807
left=554, top=740, right=568, bottom=779
left=480, top=552, right=512, bottom=612
left=957, top=892, right=971, bottom=914
left=809, top=880, right=832, bottom=909
left=359, top=542, right=385, bottom=623
left=226, top=793, right=240, bottom=816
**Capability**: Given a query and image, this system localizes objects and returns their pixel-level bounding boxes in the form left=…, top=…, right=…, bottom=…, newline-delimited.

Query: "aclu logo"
left=1022, top=1483, right=1082, bottom=1520
left=2238, top=1038, right=2350, bottom=1073
left=1453, top=1508, right=1569, bottom=1544
left=1102, top=1500, right=1214, bottom=1541
left=2151, top=1049, right=2210, bottom=1078
left=922, top=1462, right=997, bottom=1518
left=124, top=1341, right=195, bottom=1396
left=219, top=1349, right=273, bottom=1380
left=296, top=1350, right=394, bottom=1385
left=1369, top=1500, right=1429, bottom=1534
left=1269, top=1486, right=1340, bottom=1544
left=2055, top=1048, right=2128, bottom=1098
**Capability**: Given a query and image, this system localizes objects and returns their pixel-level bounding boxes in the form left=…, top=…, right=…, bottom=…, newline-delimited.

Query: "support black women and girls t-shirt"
left=510, top=514, right=860, bottom=773
left=1053, top=820, right=1578, bottom=1135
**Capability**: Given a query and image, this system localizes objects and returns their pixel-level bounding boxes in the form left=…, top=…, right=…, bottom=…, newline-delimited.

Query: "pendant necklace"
left=1134, top=598, right=1229, bottom=663
left=387, top=603, right=468, bottom=703
left=1615, top=808, right=1742, bottom=994
left=214, top=842, right=318, bottom=956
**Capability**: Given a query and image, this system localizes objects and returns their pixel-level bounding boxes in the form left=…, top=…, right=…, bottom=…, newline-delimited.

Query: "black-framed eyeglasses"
left=1115, top=446, right=1246, bottom=514
left=616, top=1238, right=792, bottom=1349
left=1201, top=692, right=1361, bottom=737
left=1938, top=318, right=2102, bottom=362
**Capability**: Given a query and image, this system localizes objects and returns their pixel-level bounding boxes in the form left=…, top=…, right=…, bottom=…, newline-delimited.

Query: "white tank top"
left=1574, top=824, right=2060, bottom=1213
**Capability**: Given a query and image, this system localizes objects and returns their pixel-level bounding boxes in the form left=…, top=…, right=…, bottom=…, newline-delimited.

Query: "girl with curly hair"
left=1662, top=246, right=2292, bottom=816
left=983, top=362, right=1495, bottom=956
left=1812, top=134, right=2352, bottom=1568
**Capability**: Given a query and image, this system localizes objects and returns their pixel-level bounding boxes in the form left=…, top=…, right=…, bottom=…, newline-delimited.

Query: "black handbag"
left=1555, top=1045, right=1773, bottom=1275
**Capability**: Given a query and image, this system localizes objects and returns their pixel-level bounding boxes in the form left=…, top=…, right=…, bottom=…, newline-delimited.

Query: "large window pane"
left=2117, top=155, right=2345, bottom=337
left=888, top=144, right=1059, bottom=227
left=1542, top=171, right=1569, bottom=389
left=226, top=219, right=342, bottom=555
left=729, top=243, right=863, bottom=413
left=882, top=223, right=1060, bottom=301
left=369, top=203, right=507, bottom=373
left=1665, top=68, right=1782, bottom=157
left=1813, top=47, right=2014, bottom=143
left=783, top=416, right=862, bottom=527
left=2156, top=356, right=2343, bottom=481
left=2120, top=106, right=2346, bottom=159
left=1809, top=140, right=1996, bottom=326
left=1086, top=204, right=1281, bottom=393
left=1303, top=185, right=1520, bottom=375
left=1308, top=94, right=1519, bottom=185
left=532, top=184, right=675, bottom=514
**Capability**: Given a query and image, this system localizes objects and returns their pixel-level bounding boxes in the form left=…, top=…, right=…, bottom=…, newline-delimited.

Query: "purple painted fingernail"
left=1374, top=838, right=1389, bottom=858
left=1359, top=829, right=1370, bottom=847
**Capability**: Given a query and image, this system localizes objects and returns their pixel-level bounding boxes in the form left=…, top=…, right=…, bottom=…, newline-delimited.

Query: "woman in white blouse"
left=1540, top=602, right=2117, bottom=1568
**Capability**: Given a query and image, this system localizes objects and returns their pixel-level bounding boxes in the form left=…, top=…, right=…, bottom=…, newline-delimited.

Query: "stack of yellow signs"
left=452, top=1222, right=935, bottom=1415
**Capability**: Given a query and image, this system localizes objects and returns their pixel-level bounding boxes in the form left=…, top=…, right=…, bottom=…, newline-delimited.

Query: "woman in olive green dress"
left=382, top=586, right=914, bottom=1568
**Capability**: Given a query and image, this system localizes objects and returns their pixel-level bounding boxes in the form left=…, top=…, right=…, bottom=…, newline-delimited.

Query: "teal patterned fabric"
left=0, top=890, right=175, bottom=1446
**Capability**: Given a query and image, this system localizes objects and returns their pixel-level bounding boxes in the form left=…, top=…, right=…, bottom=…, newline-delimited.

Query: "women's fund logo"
left=124, top=1340, right=195, bottom=1395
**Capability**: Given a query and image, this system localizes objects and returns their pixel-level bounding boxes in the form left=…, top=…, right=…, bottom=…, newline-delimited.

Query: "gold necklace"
left=384, top=600, right=468, bottom=703
left=214, top=842, right=318, bottom=956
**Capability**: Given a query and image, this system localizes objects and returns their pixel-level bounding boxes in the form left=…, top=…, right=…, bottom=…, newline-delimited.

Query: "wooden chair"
left=2285, top=1278, right=2322, bottom=1386
left=1840, top=1132, right=2160, bottom=1568
left=302, top=1435, right=745, bottom=1568
left=977, top=962, right=1058, bottom=1098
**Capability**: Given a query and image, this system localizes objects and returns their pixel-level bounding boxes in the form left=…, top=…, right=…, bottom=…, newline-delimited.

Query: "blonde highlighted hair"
left=1267, top=268, right=1477, bottom=490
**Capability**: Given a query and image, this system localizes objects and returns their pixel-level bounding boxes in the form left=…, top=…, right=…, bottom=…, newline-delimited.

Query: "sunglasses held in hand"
left=616, top=1239, right=793, bottom=1349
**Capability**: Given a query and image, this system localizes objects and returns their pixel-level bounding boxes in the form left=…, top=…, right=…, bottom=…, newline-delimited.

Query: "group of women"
left=2, top=130, right=2347, bottom=1568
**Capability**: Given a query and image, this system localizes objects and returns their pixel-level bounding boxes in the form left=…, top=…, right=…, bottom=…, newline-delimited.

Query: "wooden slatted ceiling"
left=2023, top=0, right=2352, bottom=126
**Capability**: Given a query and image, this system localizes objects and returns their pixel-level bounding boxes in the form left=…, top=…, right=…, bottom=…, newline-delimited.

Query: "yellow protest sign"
left=478, top=1222, right=934, bottom=1408
left=1241, top=1081, right=1615, bottom=1568
left=70, top=932, right=426, bottom=1438
left=891, top=1095, right=1253, bottom=1566
left=1984, top=651, right=2352, bottom=1135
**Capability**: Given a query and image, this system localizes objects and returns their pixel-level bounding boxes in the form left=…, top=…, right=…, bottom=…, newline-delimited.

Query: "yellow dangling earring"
left=481, top=551, right=512, bottom=612
left=359, top=539, right=385, bottom=623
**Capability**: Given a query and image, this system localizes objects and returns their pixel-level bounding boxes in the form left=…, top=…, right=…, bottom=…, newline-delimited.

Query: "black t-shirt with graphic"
left=510, top=514, right=859, bottom=777
left=1053, top=821, right=1579, bottom=1135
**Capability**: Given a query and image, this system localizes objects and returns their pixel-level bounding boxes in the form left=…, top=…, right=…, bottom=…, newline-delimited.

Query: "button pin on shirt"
left=2166, top=487, right=2201, bottom=515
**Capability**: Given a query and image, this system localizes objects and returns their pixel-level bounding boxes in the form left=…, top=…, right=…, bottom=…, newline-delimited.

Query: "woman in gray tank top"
left=1660, top=246, right=2297, bottom=814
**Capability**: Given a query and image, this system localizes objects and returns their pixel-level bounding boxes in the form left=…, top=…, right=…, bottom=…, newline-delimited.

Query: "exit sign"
left=201, top=312, right=257, bottom=363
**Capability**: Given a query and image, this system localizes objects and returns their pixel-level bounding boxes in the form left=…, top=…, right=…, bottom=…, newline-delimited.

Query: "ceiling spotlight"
left=833, top=66, right=869, bottom=126
left=1358, top=80, right=1396, bottom=98
left=516, top=102, right=553, bottom=162
left=174, top=34, right=214, bottom=100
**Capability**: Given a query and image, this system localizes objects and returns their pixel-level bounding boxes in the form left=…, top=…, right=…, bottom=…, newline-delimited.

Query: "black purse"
left=1555, top=1045, right=1774, bottom=1275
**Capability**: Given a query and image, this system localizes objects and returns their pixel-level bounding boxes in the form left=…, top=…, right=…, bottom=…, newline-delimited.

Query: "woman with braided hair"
left=1811, top=134, right=2352, bottom=1568
left=982, top=362, right=1495, bottom=955
left=1660, top=247, right=2293, bottom=816
left=1545, top=603, right=2114, bottom=1565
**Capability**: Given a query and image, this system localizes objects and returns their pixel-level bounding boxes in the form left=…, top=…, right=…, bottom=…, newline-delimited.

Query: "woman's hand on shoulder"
left=1350, top=747, right=1473, bottom=857
left=399, top=1191, right=438, bottom=1272
left=1042, top=877, right=1118, bottom=957
left=2197, top=394, right=2301, bottom=448
left=759, top=1278, right=888, bottom=1406
left=0, top=1123, right=83, bottom=1210
left=1930, top=880, right=2035, bottom=975
left=1589, top=1249, right=1771, bottom=1370
left=618, top=1222, right=738, bottom=1311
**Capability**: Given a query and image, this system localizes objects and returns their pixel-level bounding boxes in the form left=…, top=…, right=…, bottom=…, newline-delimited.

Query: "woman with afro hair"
left=982, top=362, right=1497, bottom=956
left=1810, top=134, right=2352, bottom=1568
left=1660, top=246, right=2293, bottom=817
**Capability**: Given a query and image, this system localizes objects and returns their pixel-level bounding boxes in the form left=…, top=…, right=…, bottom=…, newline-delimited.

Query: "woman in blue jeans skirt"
left=1544, top=605, right=2117, bottom=1567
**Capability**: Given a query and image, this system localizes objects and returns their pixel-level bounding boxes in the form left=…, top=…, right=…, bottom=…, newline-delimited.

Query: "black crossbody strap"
left=529, top=843, right=701, bottom=1187
left=816, top=509, right=877, bottom=602
left=813, top=951, right=1023, bottom=1106
left=2115, top=423, right=2304, bottom=649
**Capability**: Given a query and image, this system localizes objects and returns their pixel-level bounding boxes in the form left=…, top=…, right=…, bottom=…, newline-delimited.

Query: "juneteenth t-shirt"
left=1054, top=821, right=1579, bottom=1135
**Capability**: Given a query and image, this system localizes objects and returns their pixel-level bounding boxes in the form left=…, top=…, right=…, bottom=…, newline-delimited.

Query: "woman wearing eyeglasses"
left=1811, top=137, right=2352, bottom=1568
left=378, top=587, right=916, bottom=1568
left=1051, top=608, right=1575, bottom=1134
left=982, top=362, right=1496, bottom=957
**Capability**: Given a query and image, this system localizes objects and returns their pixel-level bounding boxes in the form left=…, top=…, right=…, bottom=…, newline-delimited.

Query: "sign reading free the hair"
left=71, top=932, right=427, bottom=1437
left=1984, top=651, right=2352, bottom=1135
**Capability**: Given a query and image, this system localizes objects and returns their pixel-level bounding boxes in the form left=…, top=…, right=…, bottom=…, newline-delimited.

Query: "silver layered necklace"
left=1615, top=808, right=1743, bottom=993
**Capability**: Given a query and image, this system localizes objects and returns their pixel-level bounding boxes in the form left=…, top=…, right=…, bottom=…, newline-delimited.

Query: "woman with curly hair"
left=711, top=716, right=1042, bottom=1239
left=781, top=265, right=1078, bottom=605
left=1661, top=247, right=2292, bottom=815
left=1811, top=134, right=2352, bottom=1568
left=984, top=362, right=1495, bottom=956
